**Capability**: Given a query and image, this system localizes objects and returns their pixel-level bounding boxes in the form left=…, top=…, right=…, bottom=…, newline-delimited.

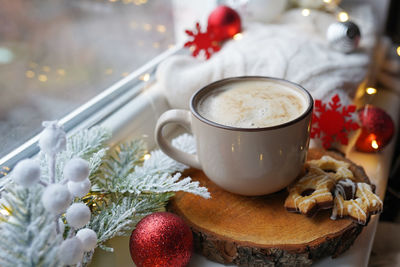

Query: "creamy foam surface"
left=197, top=80, right=308, bottom=128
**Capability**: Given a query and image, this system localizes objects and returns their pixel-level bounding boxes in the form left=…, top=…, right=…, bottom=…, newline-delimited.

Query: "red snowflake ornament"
left=311, top=94, right=360, bottom=149
left=184, top=22, right=220, bottom=60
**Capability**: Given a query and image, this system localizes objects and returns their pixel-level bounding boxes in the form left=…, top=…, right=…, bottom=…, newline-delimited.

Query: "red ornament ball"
left=129, top=212, right=193, bottom=267
left=207, top=5, right=241, bottom=41
left=355, top=105, right=395, bottom=152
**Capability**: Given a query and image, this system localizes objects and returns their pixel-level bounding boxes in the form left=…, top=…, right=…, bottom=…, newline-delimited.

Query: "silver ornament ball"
left=326, top=21, right=361, bottom=53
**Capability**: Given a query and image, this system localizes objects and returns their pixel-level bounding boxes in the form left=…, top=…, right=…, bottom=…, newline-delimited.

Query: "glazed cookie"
left=285, top=166, right=336, bottom=217
left=331, top=181, right=383, bottom=225
left=308, top=155, right=355, bottom=182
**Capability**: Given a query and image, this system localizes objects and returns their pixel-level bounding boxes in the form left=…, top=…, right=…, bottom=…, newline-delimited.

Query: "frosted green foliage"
left=0, top=127, right=209, bottom=267
left=127, top=134, right=208, bottom=197
left=38, top=126, right=111, bottom=182
left=88, top=192, right=173, bottom=253
left=65, top=127, right=112, bottom=158
left=94, top=133, right=209, bottom=198
left=0, top=126, right=111, bottom=267
left=141, top=133, right=197, bottom=174
left=87, top=134, right=208, bottom=253
left=92, top=140, right=147, bottom=191
left=0, top=185, right=62, bottom=267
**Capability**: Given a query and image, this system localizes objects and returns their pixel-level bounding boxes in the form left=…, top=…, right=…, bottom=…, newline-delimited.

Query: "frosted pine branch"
left=39, top=126, right=111, bottom=182
left=95, top=134, right=209, bottom=198
left=140, top=133, right=197, bottom=174
left=92, top=140, right=146, bottom=190
left=88, top=149, right=108, bottom=177
left=134, top=173, right=209, bottom=198
left=129, top=134, right=209, bottom=198
left=0, top=184, right=62, bottom=267
left=0, top=127, right=209, bottom=266
left=0, top=126, right=111, bottom=267
left=66, top=126, right=112, bottom=157
left=88, top=133, right=209, bottom=256
left=89, top=192, right=172, bottom=251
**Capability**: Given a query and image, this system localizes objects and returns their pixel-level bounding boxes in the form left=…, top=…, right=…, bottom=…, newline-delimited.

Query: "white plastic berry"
left=38, top=121, right=66, bottom=155
left=66, top=203, right=91, bottom=228
left=68, top=178, right=91, bottom=198
left=64, top=158, right=90, bottom=182
left=42, top=184, right=72, bottom=214
left=12, top=159, right=41, bottom=187
left=58, top=237, right=84, bottom=265
left=76, top=228, right=97, bottom=251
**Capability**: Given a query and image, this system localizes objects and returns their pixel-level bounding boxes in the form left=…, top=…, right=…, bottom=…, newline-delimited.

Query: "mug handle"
left=155, top=109, right=202, bottom=169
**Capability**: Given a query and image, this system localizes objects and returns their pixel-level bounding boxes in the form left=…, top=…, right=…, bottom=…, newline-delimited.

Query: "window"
left=0, top=0, right=174, bottom=159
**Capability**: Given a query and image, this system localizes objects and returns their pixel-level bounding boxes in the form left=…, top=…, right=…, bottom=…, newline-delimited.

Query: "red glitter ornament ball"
left=129, top=212, right=193, bottom=267
left=207, top=5, right=241, bottom=41
left=355, top=105, right=395, bottom=152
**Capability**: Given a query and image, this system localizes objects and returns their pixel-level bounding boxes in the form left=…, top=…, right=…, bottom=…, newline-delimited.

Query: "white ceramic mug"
left=155, top=76, right=313, bottom=196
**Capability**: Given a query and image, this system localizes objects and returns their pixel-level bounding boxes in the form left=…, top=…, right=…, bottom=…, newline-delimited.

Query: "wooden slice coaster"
left=168, top=149, right=371, bottom=266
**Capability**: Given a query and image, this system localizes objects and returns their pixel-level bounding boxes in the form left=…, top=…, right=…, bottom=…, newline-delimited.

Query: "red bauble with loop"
left=207, top=5, right=241, bottom=41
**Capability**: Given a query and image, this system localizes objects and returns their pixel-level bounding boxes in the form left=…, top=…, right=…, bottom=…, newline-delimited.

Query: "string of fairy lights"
left=299, top=1, right=397, bottom=151
left=299, top=0, right=349, bottom=22
left=0, top=166, right=10, bottom=177
left=8, top=0, right=400, bottom=160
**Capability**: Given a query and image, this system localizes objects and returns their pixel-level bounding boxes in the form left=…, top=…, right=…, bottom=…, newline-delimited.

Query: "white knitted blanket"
left=156, top=6, right=376, bottom=109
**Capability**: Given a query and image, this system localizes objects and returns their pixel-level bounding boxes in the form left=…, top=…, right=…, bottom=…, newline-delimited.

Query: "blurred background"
left=0, top=0, right=174, bottom=158
left=1, top=0, right=399, bottom=159
left=0, top=0, right=400, bottom=265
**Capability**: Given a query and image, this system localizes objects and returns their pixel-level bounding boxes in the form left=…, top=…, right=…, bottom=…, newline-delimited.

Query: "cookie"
left=331, top=182, right=383, bottom=225
left=285, top=166, right=336, bottom=217
left=308, top=155, right=355, bottom=182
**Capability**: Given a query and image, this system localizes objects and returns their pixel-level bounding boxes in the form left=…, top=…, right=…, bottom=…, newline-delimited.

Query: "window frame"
left=0, top=46, right=180, bottom=173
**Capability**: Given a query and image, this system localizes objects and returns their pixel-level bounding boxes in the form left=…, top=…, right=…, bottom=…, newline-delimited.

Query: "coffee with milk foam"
left=197, top=80, right=308, bottom=128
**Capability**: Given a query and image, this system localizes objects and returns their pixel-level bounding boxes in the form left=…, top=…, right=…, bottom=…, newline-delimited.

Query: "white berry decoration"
left=68, top=178, right=91, bottom=198
left=76, top=228, right=98, bottom=251
left=12, top=159, right=41, bottom=188
left=66, top=203, right=91, bottom=228
left=39, top=121, right=66, bottom=155
left=64, top=158, right=90, bottom=182
left=58, top=237, right=84, bottom=265
left=42, top=184, right=72, bottom=214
